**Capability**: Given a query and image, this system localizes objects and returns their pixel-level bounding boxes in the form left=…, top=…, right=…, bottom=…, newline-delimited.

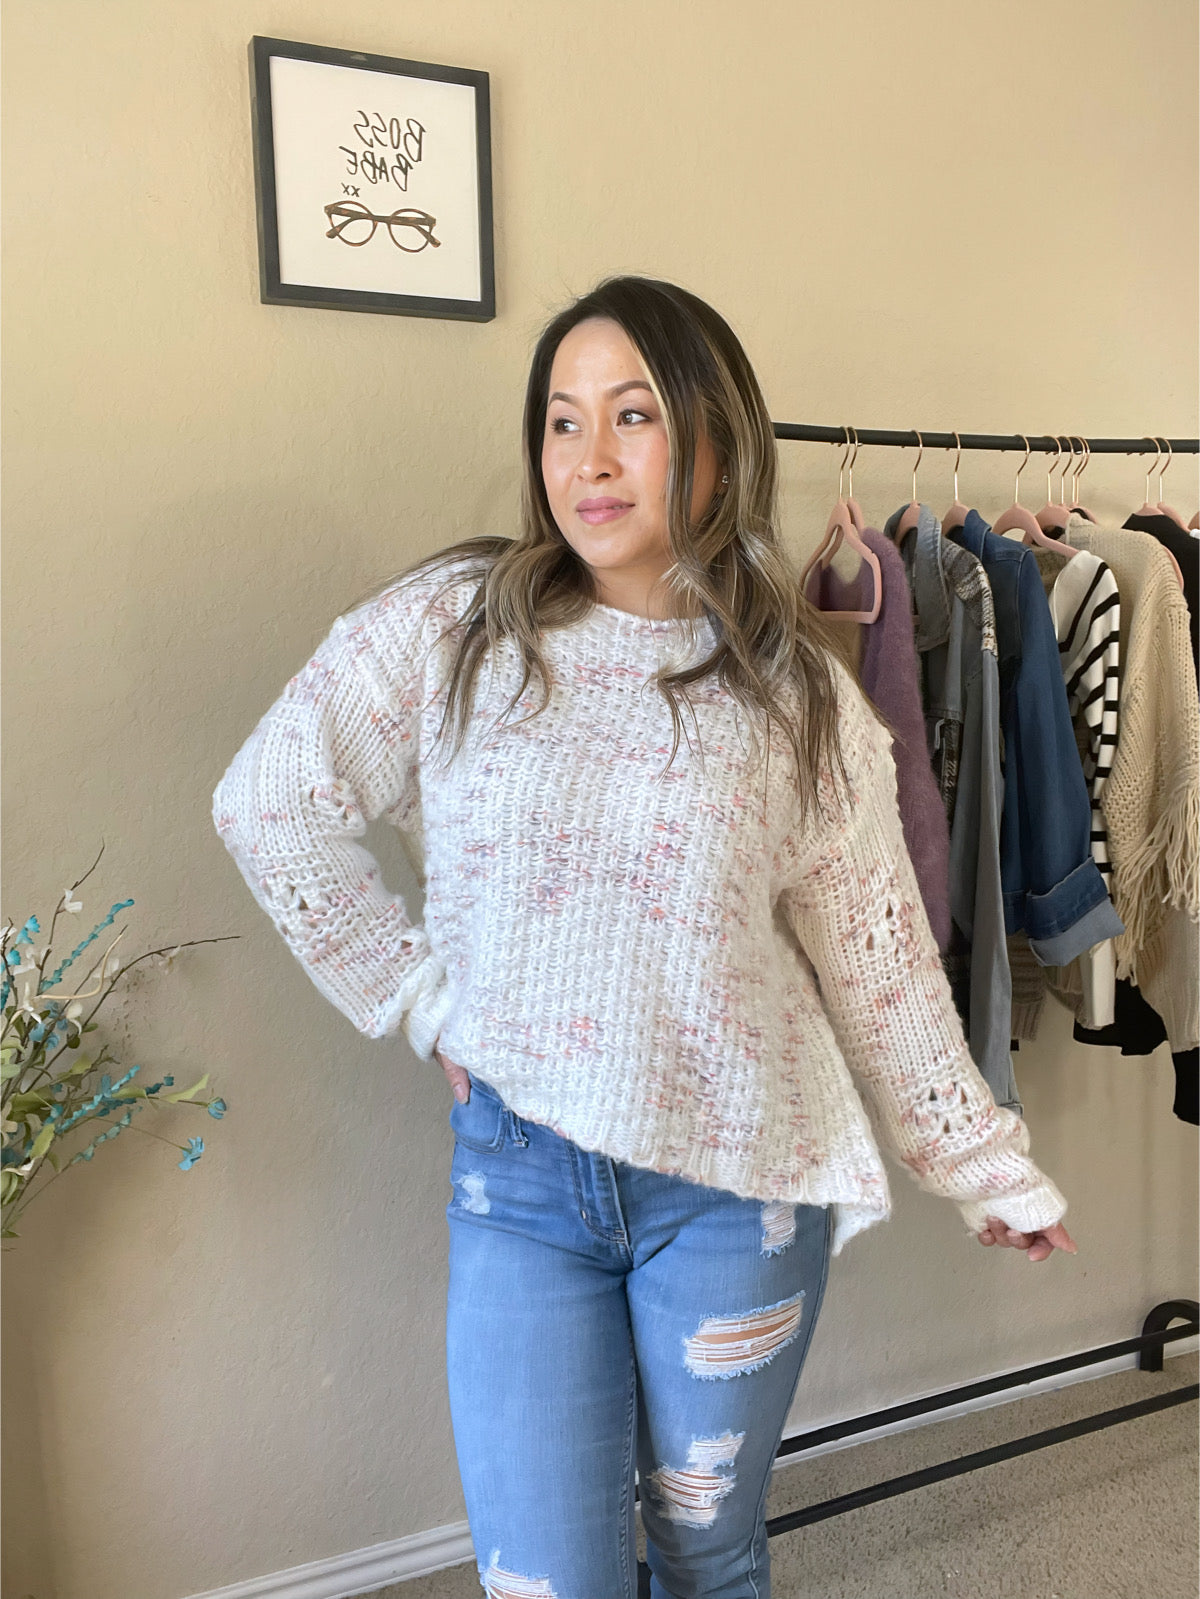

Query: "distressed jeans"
left=445, top=1070, right=834, bottom=1599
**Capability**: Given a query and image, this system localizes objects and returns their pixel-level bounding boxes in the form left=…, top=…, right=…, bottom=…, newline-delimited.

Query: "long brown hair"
left=350, top=275, right=853, bottom=820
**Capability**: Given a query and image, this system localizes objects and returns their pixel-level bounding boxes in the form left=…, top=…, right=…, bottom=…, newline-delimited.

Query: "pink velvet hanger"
left=801, top=500, right=883, bottom=623
left=1035, top=436, right=1072, bottom=533
left=941, top=430, right=968, bottom=534
left=887, top=430, right=924, bottom=542
left=800, top=432, right=882, bottom=623
left=992, top=436, right=1077, bottom=555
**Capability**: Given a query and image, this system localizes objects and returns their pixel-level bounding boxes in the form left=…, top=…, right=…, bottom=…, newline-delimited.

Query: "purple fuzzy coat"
left=811, top=526, right=953, bottom=950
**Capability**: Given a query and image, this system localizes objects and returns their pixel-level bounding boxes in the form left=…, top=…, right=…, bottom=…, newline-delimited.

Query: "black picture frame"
left=249, top=36, right=495, bottom=321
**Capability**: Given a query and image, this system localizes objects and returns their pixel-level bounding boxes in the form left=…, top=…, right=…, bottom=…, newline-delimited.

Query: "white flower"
left=12, top=979, right=42, bottom=1022
left=103, top=952, right=122, bottom=980
left=61, top=889, right=83, bottom=914
left=65, top=1001, right=84, bottom=1022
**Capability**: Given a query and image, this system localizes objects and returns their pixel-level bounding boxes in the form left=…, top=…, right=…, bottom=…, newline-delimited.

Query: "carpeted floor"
left=372, top=1354, right=1198, bottom=1599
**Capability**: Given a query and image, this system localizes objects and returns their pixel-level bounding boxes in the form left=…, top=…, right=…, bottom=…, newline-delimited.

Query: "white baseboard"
left=188, top=1337, right=1197, bottom=1598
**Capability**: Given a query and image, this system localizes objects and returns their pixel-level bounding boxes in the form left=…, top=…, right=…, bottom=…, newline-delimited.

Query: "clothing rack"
left=632, top=441, right=1198, bottom=1582
left=635, top=1302, right=1198, bottom=1593
left=771, top=424, right=1199, bottom=454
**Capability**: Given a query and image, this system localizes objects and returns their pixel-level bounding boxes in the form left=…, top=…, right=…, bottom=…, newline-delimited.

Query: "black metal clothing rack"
left=636, top=1303, right=1198, bottom=1592
left=771, top=424, right=1199, bottom=454
left=634, top=423, right=1200, bottom=1584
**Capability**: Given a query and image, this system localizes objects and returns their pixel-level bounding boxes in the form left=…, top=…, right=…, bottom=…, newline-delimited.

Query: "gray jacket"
left=886, top=504, right=1018, bottom=1113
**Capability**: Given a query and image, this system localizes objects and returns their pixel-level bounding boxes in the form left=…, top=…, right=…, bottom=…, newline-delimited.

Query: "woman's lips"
left=576, top=502, right=633, bottom=525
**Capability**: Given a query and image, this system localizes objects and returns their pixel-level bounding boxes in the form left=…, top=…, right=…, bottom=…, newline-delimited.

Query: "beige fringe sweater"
left=1059, top=515, right=1199, bottom=1048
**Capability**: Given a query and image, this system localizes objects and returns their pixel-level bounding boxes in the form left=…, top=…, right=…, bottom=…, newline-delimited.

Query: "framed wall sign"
left=249, top=36, right=494, bottom=321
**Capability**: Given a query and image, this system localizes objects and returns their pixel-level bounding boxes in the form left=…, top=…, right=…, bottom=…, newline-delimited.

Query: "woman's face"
left=540, top=316, right=721, bottom=617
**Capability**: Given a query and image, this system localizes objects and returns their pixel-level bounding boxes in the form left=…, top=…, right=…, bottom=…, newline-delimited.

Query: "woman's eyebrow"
left=548, top=380, right=654, bottom=405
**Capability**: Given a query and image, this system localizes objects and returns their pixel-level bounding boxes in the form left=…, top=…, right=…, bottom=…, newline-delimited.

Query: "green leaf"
left=1, top=1062, right=20, bottom=1081
left=65, top=1055, right=93, bottom=1078
left=30, top=1124, right=54, bottom=1161
left=9, top=1091, right=52, bottom=1113
left=46, top=1150, right=60, bottom=1172
left=164, top=1072, right=210, bottom=1103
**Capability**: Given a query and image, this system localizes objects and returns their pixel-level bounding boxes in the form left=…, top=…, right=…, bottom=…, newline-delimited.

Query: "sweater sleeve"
left=777, top=665, right=1068, bottom=1239
left=211, top=601, right=453, bottom=1059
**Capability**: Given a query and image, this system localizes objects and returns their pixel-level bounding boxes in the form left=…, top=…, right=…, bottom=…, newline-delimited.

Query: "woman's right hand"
left=435, top=1046, right=471, bottom=1103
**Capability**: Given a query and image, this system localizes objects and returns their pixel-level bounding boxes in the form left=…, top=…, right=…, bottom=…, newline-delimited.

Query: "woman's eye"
left=547, top=409, right=651, bottom=434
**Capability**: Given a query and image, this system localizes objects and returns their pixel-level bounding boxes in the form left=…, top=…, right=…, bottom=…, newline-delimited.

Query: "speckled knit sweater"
left=212, top=559, right=1068, bottom=1255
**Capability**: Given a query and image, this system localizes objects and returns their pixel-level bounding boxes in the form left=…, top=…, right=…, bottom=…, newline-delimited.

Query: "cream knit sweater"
left=213, top=559, right=1068, bottom=1255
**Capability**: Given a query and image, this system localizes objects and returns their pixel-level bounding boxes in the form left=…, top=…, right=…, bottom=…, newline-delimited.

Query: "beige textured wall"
left=2, top=3, right=1197, bottom=1597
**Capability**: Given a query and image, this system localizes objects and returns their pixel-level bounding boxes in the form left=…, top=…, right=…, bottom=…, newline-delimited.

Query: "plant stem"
left=0, top=1113, right=188, bottom=1235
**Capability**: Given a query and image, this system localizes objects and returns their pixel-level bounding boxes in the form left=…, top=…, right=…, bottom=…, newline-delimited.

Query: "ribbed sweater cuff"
left=404, top=973, right=455, bottom=1061
left=956, top=1179, right=1068, bottom=1240
left=369, top=950, right=452, bottom=1058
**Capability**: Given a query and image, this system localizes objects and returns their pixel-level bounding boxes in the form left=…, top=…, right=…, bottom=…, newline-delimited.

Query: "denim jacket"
left=949, top=512, right=1124, bottom=964
left=886, top=504, right=1018, bottom=1112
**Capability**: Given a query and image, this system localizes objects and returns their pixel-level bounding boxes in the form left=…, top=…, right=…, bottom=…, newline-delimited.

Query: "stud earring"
left=720, top=474, right=729, bottom=485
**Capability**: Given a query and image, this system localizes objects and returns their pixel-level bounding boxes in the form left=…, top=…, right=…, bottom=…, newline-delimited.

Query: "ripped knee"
left=482, top=1553, right=556, bottom=1597
left=645, top=1431, right=746, bottom=1528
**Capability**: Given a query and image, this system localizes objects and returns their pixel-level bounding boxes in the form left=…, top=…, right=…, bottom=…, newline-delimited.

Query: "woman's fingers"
left=981, top=1215, right=1029, bottom=1248
left=978, top=1215, right=1079, bottom=1260
left=435, top=1049, right=471, bottom=1102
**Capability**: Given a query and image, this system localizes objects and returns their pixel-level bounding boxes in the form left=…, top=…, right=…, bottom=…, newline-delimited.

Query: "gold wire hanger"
left=844, top=425, right=866, bottom=533
left=1067, top=436, right=1098, bottom=523
left=1134, top=436, right=1164, bottom=515
left=993, top=436, right=1057, bottom=544
left=1154, top=436, right=1188, bottom=529
left=941, top=430, right=968, bottom=534
left=889, top=432, right=924, bottom=541
left=1129, top=438, right=1186, bottom=587
left=800, top=429, right=882, bottom=624
left=1036, top=436, right=1072, bottom=533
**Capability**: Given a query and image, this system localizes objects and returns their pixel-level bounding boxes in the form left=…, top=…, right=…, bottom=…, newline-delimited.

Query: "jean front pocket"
left=448, top=1072, right=508, bottom=1153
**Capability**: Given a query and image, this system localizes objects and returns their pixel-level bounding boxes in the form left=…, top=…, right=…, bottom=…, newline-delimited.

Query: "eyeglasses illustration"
left=323, top=202, right=441, bottom=252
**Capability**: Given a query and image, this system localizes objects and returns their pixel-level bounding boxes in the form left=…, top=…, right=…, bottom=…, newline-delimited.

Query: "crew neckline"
left=589, top=598, right=706, bottom=631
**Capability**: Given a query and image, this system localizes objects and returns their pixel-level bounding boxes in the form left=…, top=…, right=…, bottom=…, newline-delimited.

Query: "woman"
left=213, top=276, right=1076, bottom=1598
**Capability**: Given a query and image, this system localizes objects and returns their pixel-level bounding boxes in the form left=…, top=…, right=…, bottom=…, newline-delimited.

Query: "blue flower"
left=178, top=1137, right=204, bottom=1171
left=207, top=1098, right=227, bottom=1119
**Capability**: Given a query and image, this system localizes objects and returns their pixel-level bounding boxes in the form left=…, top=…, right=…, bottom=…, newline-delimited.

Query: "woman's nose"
left=578, top=427, right=618, bottom=481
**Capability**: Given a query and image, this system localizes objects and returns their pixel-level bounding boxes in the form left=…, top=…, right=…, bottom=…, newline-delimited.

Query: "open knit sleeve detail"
left=212, top=601, right=452, bottom=1058
left=777, top=665, right=1068, bottom=1238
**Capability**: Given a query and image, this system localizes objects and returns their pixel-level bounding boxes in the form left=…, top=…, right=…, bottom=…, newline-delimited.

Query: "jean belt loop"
left=506, top=1108, right=529, bottom=1147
